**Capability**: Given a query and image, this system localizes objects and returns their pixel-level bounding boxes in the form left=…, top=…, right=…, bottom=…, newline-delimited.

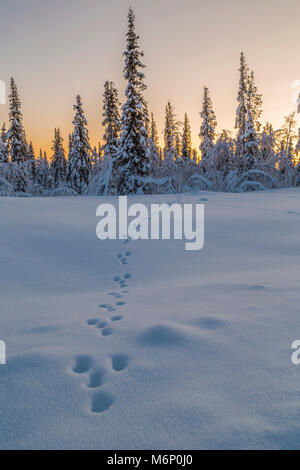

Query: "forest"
left=0, top=7, right=300, bottom=197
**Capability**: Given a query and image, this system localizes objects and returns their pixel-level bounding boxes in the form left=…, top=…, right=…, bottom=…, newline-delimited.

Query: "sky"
left=0, top=0, right=299, bottom=156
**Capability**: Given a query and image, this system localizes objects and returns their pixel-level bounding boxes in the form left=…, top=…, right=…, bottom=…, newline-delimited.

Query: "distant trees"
left=0, top=11, right=300, bottom=197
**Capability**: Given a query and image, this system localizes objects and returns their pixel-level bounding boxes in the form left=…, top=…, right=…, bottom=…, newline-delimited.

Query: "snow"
left=0, top=189, right=300, bottom=449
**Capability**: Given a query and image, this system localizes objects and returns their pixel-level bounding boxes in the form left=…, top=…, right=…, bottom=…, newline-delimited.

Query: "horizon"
left=0, top=0, right=299, bottom=157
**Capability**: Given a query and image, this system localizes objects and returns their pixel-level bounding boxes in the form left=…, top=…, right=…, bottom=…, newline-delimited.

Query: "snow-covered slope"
left=0, top=189, right=300, bottom=449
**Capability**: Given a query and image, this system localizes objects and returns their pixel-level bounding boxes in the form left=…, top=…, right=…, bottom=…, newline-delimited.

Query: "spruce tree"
left=164, top=101, right=180, bottom=161
left=116, top=7, right=151, bottom=194
left=235, top=52, right=249, bottom=158
left=7, top=78, right=28, bottom=163
left=213, top=130, right=235, bottom=176
left=278, top=113, right=297, bottom=185
left=242, top=76, right=260, bottom=171
left=296, top=128, right=300, bottom=154
left=50, top=128, right=67, bottom=187
left=181, top=113, right=192, bottom=161
left=0, top=123, right=9, bottom=163
left=248, top=71, right=262, bottom=132
left=102, top=81, right=121, bottom=158
left=260, top=123, right=276, bottom=163
left=35, top=150, right=48, bottom=191
left=175, top=133, right=181, bottom=158
left=199, top=86, right=217, bottom=172
left=147, top=113, right=160, bottom=176
left=68, top=95, right=91, bottom=194
left=150, top=113, right=159, bottom=150
left=27, top=141, right=36, bottom=184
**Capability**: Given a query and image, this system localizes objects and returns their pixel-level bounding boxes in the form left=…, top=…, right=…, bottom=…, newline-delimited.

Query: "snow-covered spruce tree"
left=242, top=75, right=260, bottom=171
left=163, top=101, right=181, bottom=162
left=144, top=101, right=151, bottom=138
left=163, top=103, right=194, bottom=192
left=150, top=113, right=159, bottom=151
left=0, top=123, right=9, bottom=163
left=90, top=146, right=100, bottom=170
left=87, top=83, right=120, bottom=195
left=0, top=123, right=10, bottom=194
left=277, top=113, right=297, bottom=186
left=295, top=128, right=300, bottom=183
left=212, top=130, right=235, bottom=176
left=89, top=81, right=121, bottom=195
left=260, top=123, right=276, bottom=164
left=7, top=78, right=28, bottom=163
left=34, top=150, right=47, bottom=194
left=7, top=78, right=30, bottom=193
left=27, top=140, right=36, bottom=186
left=175, top=133, right=181, bottom=158
left=102, top=81, right=121, bottom=158
left=181, top=113, right=192, bottom=161
left=248, top=71, right=262, bottom=132
left=199, top=86, right=217, bottom=172
left=296, top=128, right=300, bottom=154
left=147, top=112, right=161, bottom=177
left=207, top=132, right=233, bottom=191
left=68, top=95, right=91, bottom=194
left=116, top=8, right=152, bottom=194
left=235, top=52, right=249, bottom=159
left=50, top=128, right=67, bottom=187
left=192, top=148, right=198, bottom=163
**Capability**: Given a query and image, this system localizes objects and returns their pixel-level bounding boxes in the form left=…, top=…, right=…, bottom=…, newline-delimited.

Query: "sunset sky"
left=0, top=0, right=299, bottom=156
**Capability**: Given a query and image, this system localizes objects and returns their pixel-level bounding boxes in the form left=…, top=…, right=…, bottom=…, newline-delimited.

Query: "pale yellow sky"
left=0, top=0, right=299, bottom=157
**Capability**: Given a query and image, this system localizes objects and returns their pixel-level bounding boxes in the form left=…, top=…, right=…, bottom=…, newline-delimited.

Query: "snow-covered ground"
left=0, top=189, right=300, bottom=450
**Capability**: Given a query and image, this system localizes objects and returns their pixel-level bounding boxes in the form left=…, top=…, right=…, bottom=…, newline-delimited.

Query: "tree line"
left=0, top=7, right=300, bottom=197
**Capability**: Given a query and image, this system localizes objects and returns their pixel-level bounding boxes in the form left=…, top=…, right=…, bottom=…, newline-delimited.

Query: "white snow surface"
left=0, top=189, right=300, bottom=450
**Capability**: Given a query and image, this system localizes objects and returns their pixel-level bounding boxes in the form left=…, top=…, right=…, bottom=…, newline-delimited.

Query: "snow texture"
left=0, top=189, right=300, bottom=449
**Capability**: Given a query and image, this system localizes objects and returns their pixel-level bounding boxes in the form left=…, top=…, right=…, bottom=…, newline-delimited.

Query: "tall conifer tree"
left=102, top=81, right=121, bottom=158
left=116, top=8, right=151, bottom=194
left=199, top=87, right=217, bottom=171
left=68, top=95, right=91, bottom=194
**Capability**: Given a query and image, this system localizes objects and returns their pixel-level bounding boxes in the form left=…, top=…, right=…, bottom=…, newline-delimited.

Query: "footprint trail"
left=72, top=237, right=134, bottom=414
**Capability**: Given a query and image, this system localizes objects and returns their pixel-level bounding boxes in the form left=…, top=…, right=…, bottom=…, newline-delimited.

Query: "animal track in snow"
left=111, top=315, right=123, bottom=322
left=87, top=318, right=98, bottom=326
left=111, top=353, right=129, bottom=372
left=87, top=368, right=106, bottom=388
left=72, top=355, right=93, bottom=374
left=108, top=292, right=123, bottom=299
left=112, top=274, right=131, bottom=289
left=98, top=304, right=117, bottom=312
left=91, top=391, right=114, bottom=413
left=80, top=240, right=134, bottom=413
left=72, top=355, right=115, bottom=413
left=101, top=327, right=114, bottom=336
